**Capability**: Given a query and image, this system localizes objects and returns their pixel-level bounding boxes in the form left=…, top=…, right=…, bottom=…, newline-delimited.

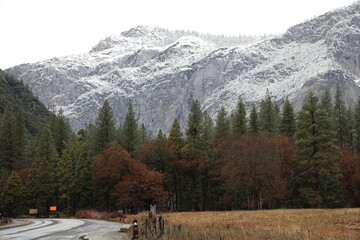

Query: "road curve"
left=0, top=218, right=131, bottom=240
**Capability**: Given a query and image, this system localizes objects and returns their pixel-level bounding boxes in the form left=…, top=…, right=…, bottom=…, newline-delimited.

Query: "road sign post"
left=29, top=209, right=38, bottom=215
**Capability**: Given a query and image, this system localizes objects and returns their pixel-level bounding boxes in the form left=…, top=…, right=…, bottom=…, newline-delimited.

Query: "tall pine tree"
left=27, top=126, right=59, bottom=217
left=169, top=119, right=183, bottom=147
left=293, top=92, right=344, bottom=208
left=280, top=99, right=296, bottom=137
left=119, top=104, right=139, bottom=154
left=186, top=100, right=202, bottom=149
left=232, top=97, right=247, bottom=134
left=259, top=95, right=278, bottom=134
left=249, top=104, right=259, bottom=133
left=49, top=110, right=71, bottom=157
left=215, top=106, right=230, bottom=143
left=333, top=85, right=349, bottom=146
left=93, top=101, right=116, bottom=155
left=0, top=171, right=25, bottom=217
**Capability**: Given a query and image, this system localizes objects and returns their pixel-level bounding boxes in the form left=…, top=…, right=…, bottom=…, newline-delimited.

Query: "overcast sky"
left=0, top=0, right=356, bottom=69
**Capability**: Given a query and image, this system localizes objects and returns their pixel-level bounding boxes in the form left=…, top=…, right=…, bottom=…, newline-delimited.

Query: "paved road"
left=0, top=219, right=131, bottom=240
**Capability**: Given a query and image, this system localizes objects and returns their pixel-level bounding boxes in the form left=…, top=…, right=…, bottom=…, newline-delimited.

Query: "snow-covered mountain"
left=6, top=3, right=360, bottom=133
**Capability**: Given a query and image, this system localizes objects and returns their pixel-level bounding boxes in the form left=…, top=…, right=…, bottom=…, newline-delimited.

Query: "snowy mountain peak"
left=6, top=3, right=360, bottom=133
left=121, top=25, right=159, bottom=38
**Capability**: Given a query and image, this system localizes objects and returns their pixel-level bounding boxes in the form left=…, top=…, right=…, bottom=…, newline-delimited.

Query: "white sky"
left=0, top=0, right=356, bottom=69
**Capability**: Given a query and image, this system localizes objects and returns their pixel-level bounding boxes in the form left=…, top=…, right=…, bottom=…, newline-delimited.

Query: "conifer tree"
left=333, top=85, right=349, bottom=146
left=93, top=101, right=116, bottom=155
left=49, top=110, right=71, bottom=156
left=293, top=92, right=344, bottom=208
left=186, top=100, right=202, bottom=149
left=0, top=171, right=25, bottom=217
left=58, top=134, right=92, bottom=215
left=273, top=104, right=281, bottom=134
left=27, top=126, right=58, bottom=217
left=58, top=149, right=75, bottom=215
left=119, top=104, right=139, bottom=154
left=321, top=90, right=333, bottom=116
left=73, top=140, right=92, bottom=211
left=233, top=97, right=247, bottom=134
left=200, top=111, right=215, bottom=161
left=157, top=129, right=167, bottom=140
left=183, top=100, right=204, bottom=210
left=346, top=109, right=354, bottom=150
left=139, top=123, right=151, bottom=144
left=280, top=99, right=296, bottom=137
left=249, top=104, right=259, bottom=133
left=259, top=95, right=277, bottom=134
left=199, top=111, right=216, bottom=210
left=215, top=106, right=230, bottom=142
left=169, top=119, right=183, bottom=147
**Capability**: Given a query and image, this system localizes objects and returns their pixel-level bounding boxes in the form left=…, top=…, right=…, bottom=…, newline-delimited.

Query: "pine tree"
left=346, top=109, right=354, bottom=150
left=249, top=104, right=259, bottom=133
left=333, top=85, right=349, bottom=146
left=119, top=104, right=139, bottom=154
left=186, top=100, right=202, bottom=149
left=74, top=148, right=92, bottom=211
left=215, top=106, right=230, bottom=143
left=259, top=95, right=277, bottom=134
left=280, top=99, right=296, bottom=137
left=199, top=111, right=216, bottom=210
left=293, top=92, right=344, bottom=208
left=157, top=129, right=167, bottom=140
left=0, top=171, right=25, bottom=217
left=232, top=97, right=247, bottom=134
left=273, top=104, right=281, bottom=134
left=169, top=119, right=183, bottom=147
left=74, top=132, right=92, bottom=211
left=58, top=149, right=75, bottom=215
left=93, top=101, right=116, bottom=155
left=139, top=123, right=151, bottom=144
left=27, top=126, right=58, bottom=217
left=321, top=90, right=333, bottom=116
left=58, top=134, right=92, bottom=215
left=49, top=110, right=71, bottom=156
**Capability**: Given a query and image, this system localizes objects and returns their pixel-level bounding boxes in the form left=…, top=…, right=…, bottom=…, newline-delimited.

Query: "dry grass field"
left=130, top=209, right=360, bottom=240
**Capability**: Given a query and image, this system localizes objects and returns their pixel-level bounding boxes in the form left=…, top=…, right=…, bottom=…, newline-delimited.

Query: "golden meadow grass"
left=130, top=208, right=360, bottom=240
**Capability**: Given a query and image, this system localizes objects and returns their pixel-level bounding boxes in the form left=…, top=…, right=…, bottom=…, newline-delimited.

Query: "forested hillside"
left=1, top=85, right=360, bottom=217
left=0, top=69, right=50, bottom=136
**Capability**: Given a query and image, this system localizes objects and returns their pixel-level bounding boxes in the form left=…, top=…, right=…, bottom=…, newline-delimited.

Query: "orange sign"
left=50, top=206, right=57, bottom=211
left=29, top=209, right=38, bottom=214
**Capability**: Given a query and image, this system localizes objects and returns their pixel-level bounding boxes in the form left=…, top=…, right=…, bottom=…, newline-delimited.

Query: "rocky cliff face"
left=6, top=3, right=360, bottom=133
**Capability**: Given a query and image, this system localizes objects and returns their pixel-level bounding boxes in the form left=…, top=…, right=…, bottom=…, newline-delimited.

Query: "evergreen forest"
left=1, top=72, right=360, bottom=217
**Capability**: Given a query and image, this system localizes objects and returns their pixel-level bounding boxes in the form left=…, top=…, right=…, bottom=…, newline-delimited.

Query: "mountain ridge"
left=6, top=2, right=360, bottom=133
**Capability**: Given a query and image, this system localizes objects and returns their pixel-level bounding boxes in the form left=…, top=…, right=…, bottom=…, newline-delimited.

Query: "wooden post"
left=132, top=219, right=139, bottom=240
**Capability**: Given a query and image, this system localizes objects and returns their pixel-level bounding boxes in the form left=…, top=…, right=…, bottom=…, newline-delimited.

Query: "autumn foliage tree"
left=92, top=142, right=132, bottom=211
left=112, top=165, right=167, bottom=212
left=92, top=142, right=167, bottom=212
left=220, top=134, right=290, bottom=210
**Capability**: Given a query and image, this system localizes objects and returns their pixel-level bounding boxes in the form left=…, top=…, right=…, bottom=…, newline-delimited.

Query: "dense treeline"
left=0, top=70, right=50, bottom=136
left=1, top=85, right=360, bottom=217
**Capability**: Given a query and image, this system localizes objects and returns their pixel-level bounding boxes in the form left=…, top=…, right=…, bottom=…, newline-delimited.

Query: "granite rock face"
left=6, top=3, right=360, bottom=133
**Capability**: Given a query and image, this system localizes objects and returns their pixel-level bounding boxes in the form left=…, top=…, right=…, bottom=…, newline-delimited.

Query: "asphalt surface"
left=0, top=218, right=131, bottom=240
